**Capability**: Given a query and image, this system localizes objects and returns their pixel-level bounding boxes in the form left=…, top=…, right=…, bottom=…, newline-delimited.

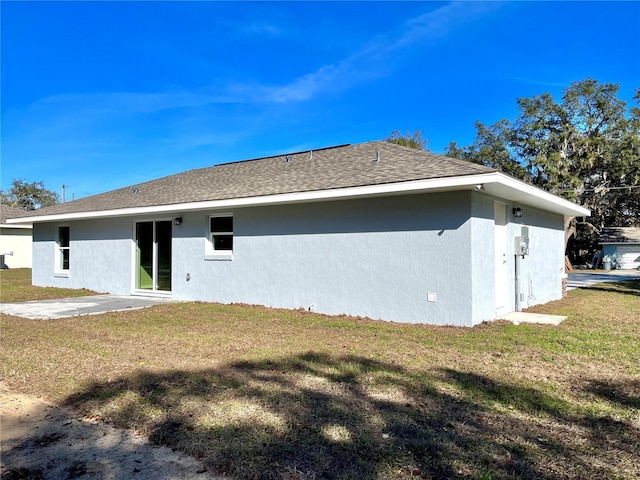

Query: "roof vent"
left=374, top=150, right=380, bottom=162
left=285, top=155, right=292, bottom=162
left=132, top=187, right=139, bottom=194
left=309, top=150, right=313, bottom=160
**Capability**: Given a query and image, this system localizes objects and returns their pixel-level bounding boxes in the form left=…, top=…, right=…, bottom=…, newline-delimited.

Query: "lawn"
left=0, top=268, right=96, bottom=302
left=1, top=269, right=639, bottom=479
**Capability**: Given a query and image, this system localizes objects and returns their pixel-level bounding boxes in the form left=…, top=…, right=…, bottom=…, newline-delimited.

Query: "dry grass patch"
left=0, top=268, right=96, bottom=303
left=1, top=276, right=639, bottom=479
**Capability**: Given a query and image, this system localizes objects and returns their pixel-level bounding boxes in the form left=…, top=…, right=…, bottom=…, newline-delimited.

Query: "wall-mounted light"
left=474, top=184, right=485, bottom=192
left=174, top=217, right=183, bottom=226
left=513, top=207, right=523, bottom=218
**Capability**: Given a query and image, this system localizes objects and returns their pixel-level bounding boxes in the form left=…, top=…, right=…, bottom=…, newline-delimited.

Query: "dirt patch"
left=0, top=382, right=224, bottom=479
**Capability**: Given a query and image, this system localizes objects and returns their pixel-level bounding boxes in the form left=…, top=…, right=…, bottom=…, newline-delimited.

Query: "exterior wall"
left=603, top=244, right=640, bottom=269
left=510, top=206, right=565, bottom=310
left=469, top=193, right=498, bottom=325
left=468, top=195, right=566, bottom=324
left=30, top=190, right=567, bottom=326
left=173, top=192, right=475, bottom=326
left=0, top=227, right=33, bottom=268
left=33, top=218, right=134, bottom=294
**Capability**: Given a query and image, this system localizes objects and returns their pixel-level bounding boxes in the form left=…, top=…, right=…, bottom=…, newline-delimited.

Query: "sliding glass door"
left=136, top=220, right=172, bottom=292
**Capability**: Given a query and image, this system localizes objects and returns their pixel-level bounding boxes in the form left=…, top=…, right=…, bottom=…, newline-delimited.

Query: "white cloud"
left=511, top=77, right=571, bottom=89
left=2, top=0, right=503, bottom=169
left=241, top=22, right=283, bottom=36
left=266, top=2, right=500, bottom=103
left=12, top=2, right=499, bottom=122
left=36, top=90, right=233, bottom=115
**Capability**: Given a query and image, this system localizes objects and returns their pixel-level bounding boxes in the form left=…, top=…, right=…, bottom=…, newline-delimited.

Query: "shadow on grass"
left=582, top=279, right=640, bottom=296
left=586, top=378, right=640, bottom=409
left=62, top=352, right=638, bottom=480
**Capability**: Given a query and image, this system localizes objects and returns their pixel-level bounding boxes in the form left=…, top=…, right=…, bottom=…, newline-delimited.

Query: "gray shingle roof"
left=15, top=141, right=495, bottom=218
left=0, top=204, right=31, bottom=224
left=600, top=227, right=640, bottom=244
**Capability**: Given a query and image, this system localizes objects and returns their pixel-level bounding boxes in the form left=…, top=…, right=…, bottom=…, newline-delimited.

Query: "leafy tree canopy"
left=0, top=179, right=59, bottom=210
left=444, top=79, right=640, bottom=258
left=386, top=129, right=429, bottom=150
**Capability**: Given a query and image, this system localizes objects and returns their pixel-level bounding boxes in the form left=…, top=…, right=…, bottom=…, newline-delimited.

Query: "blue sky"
left=2, top=1, right=639, bottom=201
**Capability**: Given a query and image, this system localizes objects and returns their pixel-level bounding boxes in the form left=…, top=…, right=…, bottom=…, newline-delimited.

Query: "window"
left=58, top=226, right=70, bottom=271
left=210, top=215, right=233, bottom=252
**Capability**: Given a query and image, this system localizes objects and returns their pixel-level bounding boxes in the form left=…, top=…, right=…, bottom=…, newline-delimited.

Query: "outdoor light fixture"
left=513, top=207, right=523, bottom=218
left=474, top=184, right=485, bottom=192
left=174, top=217, right=183, bottom=226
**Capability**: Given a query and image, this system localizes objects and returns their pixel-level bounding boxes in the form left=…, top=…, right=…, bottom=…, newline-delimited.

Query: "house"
left=599, top=227, right=640, bottom=270
left=7, top=141, right=589, bottom=326
left=0, top=204, right=33, bottom=269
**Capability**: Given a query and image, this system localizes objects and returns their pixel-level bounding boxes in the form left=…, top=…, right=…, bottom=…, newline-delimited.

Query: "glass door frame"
left=133, top=219, right=172, bottom=294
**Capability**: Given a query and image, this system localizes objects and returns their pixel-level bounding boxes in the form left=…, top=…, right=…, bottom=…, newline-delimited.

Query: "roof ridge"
left=123, top=143, right=357, bottom=188
left=371, top=139, right=496, bottom=170
left=12, top=139, right=500, bottom=219
left=199, top=143, right=354, bottom=170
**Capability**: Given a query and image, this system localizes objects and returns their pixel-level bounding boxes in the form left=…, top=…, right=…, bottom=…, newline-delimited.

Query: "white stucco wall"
left=509, top=206, right=566, bottom=310
left=173, top=192, right=475, bottom=326
left=32, top=218, right=133, bottom=294
left=469, top=193, right=497, bottom=325
left=469, top=196, right=565, bottom=323
left=30, top=190, right=566, bottom=326
left=0, top=227, right=33, bottom=268
left=468, top=195, right=566, bottom=324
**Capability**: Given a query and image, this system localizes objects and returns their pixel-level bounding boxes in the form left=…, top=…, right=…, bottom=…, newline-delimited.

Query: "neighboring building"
left=600, top=227, right=640, bottom=270
left=8, top=141, right=589, bottom=326
left=0, top=204, right=33, bottom=269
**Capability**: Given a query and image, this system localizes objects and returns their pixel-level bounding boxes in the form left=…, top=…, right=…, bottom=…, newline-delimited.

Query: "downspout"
left=514, top=251, right=521, bottom=312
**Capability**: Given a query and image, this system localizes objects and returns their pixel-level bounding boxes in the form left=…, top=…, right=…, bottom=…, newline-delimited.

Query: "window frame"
left=205, top=214, right=233, bottom=261
left=56, top=225, right=70, bottom=275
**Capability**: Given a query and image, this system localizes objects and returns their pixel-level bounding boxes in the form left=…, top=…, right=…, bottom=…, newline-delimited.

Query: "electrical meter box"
left=514, top=226, right=530, bottom=256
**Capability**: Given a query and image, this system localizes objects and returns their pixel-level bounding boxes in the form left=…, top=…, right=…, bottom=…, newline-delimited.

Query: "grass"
left=0, top=268, right=96, bottom=302
left=1, top=269, right=639, bottom=479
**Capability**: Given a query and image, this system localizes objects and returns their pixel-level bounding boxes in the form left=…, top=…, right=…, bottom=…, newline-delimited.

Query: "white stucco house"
left=8, top=141, right=589, bottom=326
left=1, top=204, right=33, bottom=269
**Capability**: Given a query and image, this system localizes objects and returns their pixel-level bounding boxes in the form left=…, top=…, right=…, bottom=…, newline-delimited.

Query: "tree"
left=0, top=179, right=59, bottom=210
left=446, top=79, right=640, bottom=260
left=446, top=120, right=531, bottom=181
left=386, top=129, right=429, bottom=150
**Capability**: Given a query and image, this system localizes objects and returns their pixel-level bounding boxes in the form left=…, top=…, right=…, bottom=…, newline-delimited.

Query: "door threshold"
left=131, top=290, right=172, bottom=298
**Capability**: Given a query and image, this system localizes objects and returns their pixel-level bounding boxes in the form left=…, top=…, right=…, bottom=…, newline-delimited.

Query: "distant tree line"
left=389, top=79, right=640, bottom=260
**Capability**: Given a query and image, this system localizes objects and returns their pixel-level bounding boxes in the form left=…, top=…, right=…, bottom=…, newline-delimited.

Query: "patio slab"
left=501, top=311, right=567, bottom=326
left=0, top=295, right=174, bottom=320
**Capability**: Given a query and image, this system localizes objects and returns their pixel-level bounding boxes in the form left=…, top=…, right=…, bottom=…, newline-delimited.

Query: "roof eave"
left=8, top=171, right=590, bottom=223
left=0, top=223, right=33, bottom=229
left=483, top=173, right=590, bottom=217
left=599, top=241, right=640, bottom=245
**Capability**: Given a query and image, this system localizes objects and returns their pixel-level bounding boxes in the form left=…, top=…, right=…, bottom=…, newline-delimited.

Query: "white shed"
left=601, top=227, right=640, bottom=270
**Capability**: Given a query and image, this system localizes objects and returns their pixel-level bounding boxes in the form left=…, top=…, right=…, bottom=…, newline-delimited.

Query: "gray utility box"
left=514, top=226, right=530, bottom=257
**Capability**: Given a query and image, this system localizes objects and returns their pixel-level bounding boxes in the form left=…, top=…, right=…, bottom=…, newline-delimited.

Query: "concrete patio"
left=0, top=295, right=174, bottom=320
